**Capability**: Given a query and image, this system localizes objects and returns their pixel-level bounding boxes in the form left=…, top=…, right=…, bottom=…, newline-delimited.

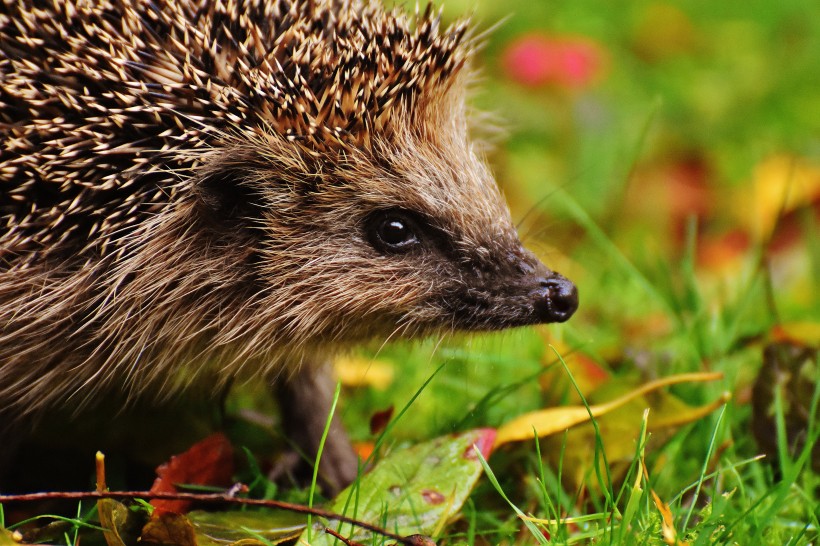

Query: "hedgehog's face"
left=241, top=134, right=578, bottom=345
left=344, top=142, right=578, bottom=338
left=361, top=204, right=578, bottom=330
left=357, top=204, right=578, bottom=333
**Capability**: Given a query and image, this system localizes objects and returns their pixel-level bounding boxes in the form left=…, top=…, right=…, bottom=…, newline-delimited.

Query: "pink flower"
left=502, top=34, right=606, bottom=89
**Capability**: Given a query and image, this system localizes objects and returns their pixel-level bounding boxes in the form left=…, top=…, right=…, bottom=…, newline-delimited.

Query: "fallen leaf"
left=188, top=510, right=306, bottom=545
left=369, top=406, right=394, bottom=436
left=495, top=372, right=724, bottom=446
left=738, top=155, right=820, bottom=241
left=302, top=428, right=496, bottom=545
left=141, top=512, right=198, bottom=546
left=150, top=432, right=235, bottom=515
left=97, top=452, right=134, bottom=546
left=651, top=392, right=732, bottom=429
left=334, top=356, right=395, bottom=390
left=98, top=499, right=140, bottom=546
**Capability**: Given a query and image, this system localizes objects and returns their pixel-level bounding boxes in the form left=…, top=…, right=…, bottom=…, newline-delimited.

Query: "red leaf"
left=150, top=432, right=234, bottom=515
left=369, top=406, right=394, bottom=436
left=462, top=428, right=496, bottom=460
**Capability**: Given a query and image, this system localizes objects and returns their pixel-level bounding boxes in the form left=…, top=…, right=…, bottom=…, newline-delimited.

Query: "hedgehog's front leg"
left=272, top=361, right=358, bottom=495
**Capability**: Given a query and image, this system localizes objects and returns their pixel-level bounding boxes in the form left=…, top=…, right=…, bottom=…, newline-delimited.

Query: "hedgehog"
left=0, top=0, right=578, bottom=492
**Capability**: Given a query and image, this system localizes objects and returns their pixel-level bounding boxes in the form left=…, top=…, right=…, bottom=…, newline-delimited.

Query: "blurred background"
left=456, top=0, right=819, bottom=323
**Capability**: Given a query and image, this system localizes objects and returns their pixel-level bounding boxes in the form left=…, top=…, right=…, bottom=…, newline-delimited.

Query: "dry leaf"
left=141, top=512, right=198, bottom=546
left=334, top=356, right=395, bottom=389
left=150, top=432, right=235, bottom=515
left=369, top=406, right=394, bottom=436
left=188, top=509, right=306, bottom=545
left=98, top=499, right=137, bottom=546
left=738, top=155, right=820, bottom=240
left=495, top=372, right=723, bottom=446
left=651, top=489, right=684, bottom=546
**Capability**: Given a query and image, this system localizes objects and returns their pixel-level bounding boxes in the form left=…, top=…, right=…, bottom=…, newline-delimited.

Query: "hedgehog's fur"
left=0, top=0, right=577, bottom=487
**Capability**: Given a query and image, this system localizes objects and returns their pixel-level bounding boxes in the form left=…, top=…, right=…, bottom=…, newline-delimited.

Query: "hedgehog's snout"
left=531, top=272, right=579, bottom=323
left=507, top=250, right=579, bottom=324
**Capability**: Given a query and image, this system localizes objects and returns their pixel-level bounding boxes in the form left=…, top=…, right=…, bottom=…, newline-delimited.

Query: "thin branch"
left=0, top=490, right=411, bottom=544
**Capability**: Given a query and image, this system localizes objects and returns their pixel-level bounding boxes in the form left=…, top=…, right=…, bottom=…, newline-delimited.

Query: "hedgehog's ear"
left=193, top=168, right=264, bottom=227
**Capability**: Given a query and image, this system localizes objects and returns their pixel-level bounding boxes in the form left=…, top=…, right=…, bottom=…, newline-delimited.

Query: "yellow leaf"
left=334, top=355, right=395, bottom=390
left=650, top=391, right=731, bottom=429
left=739, top=155, right=820, bottom=240
left=772, top=321, right=820, bottom=346
left=651, top=489, right=685, bottom=546
left=494, top=372, right=723, bottom=446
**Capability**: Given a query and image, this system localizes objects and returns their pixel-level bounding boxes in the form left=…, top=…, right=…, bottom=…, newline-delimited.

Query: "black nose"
left=533, top=273, right=579, bottom=323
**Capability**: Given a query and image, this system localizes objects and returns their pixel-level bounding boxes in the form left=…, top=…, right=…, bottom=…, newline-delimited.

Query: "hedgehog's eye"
left=366, top=210, right=421, bottom=253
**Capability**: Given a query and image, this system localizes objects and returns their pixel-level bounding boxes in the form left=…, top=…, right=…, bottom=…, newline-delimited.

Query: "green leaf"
left=302, top=428, right=496, bottom=546
left=187, top=510, right=307, bottom=546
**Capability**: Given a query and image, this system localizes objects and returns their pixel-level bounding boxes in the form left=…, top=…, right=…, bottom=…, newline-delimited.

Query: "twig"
left=0, top=490, right=410, bottom=544
left=324, top=526, right=366, bottom=546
